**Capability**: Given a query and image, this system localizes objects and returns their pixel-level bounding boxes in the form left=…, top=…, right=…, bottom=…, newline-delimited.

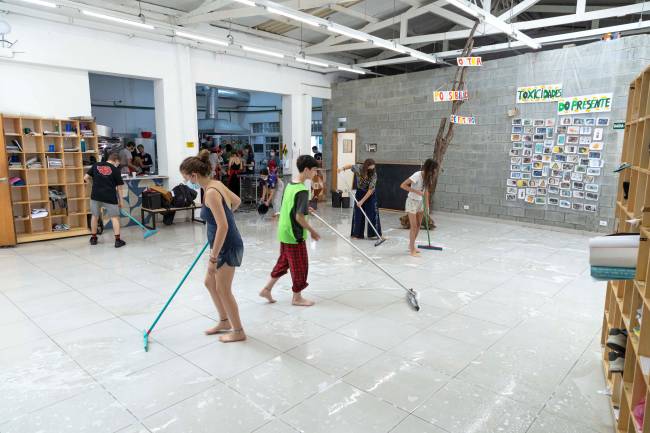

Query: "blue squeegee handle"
left=120, top=208, right=149, bottom=231
left=146, top=241, right=210, bottom=335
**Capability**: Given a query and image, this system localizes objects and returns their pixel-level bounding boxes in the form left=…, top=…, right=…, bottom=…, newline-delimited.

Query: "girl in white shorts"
left=400, top=158, right=438, bottom=256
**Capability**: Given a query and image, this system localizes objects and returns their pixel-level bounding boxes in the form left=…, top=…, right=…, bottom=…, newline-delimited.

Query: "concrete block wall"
left=323, top=35, right=650, bottom=232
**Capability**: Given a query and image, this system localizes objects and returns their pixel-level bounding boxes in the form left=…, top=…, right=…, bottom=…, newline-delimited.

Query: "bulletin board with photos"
left=506, top=115, right=609, bottom=213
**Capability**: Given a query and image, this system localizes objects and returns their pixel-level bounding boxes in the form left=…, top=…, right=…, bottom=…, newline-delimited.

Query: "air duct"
left=198, top=86, right=252, bottom=135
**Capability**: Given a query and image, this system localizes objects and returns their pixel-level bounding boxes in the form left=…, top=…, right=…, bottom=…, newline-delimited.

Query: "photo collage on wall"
left=506, top=115, right=609, bottom=213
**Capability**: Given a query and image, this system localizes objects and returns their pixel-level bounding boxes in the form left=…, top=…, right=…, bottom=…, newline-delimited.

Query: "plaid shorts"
left=271, top=241, right=309, bottom=293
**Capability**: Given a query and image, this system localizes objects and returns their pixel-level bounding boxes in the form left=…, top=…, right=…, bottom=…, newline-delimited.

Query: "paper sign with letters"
left=456, top=57, right=482, bottom=67
left=450, top=115, right=476, bottom=125
left=557, top=93, right=613, bottom=115
left=434, top=90, right=469, bottom=102
left=516, top=84, right=563, bottom=103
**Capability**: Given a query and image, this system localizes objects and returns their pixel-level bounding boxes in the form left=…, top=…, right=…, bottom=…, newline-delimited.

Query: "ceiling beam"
left=425, top=4, right=476, bottom=29
left=178, top=0, right=234, bottom=19
left=497, top=0, right=542, bottom=22
left=330, top=5, right=379, bottom=23
left=305, top=0, right=442, bottom=52
left=356, top=19, right=650, bottom=68
left=483, top=0, right=491, bottom=13
left=178, top=0, right=349, bottom=24
left=576, top=0, right=586, bottom=15
left=399, top=1, right=650, bottom=45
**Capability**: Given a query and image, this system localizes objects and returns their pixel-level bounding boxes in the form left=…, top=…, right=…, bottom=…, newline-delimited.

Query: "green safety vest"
left=278, top=182, right=308, bottom=244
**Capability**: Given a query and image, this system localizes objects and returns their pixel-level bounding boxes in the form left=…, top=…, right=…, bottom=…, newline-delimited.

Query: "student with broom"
left=338, top=159, right=382, bottom=240
left=400, top=158, right=438, bottom=257
left=180, top=150, right=246, bottom=343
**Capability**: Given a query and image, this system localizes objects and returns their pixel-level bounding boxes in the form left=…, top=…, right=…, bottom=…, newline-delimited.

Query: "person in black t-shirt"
left=136, top=144, right=153, bottom=173
left=84, top=152, right=126, bottom=248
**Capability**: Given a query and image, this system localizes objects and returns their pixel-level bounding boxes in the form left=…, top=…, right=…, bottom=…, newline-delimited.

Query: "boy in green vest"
left=260, top=155, right=321, bottom=306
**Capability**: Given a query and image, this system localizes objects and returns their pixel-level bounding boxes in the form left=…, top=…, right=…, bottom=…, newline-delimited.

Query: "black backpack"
left=171, top=184, right=197, bottom=208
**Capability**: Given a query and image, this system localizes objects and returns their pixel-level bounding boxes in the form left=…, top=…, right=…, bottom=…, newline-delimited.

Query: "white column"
left=282, top=93, right=312, bottom=181
left=155, top=44, right=198, bottom=187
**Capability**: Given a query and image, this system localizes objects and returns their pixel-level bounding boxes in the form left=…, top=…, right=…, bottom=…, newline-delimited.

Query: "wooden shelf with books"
left=0, top=115, right=99, bottom=245
left=602, top=65, right=650, bottom=433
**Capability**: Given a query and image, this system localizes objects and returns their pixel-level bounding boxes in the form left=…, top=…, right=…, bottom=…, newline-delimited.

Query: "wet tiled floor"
left=0, top=206, right=612, bottom=432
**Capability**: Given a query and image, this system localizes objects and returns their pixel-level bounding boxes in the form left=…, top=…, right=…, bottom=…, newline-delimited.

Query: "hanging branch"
left=430, top=21, right=480, bottom=197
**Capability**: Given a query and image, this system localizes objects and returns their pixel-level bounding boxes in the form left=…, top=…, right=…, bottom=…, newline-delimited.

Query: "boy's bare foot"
left=292, top=293, right=315, bottom=307
left=409, top=249, right=421, bottom=257
left=259, top=288, right=277, bottom=303
left=205, top=319, right=231, bottom=335
left=219, top=329, right=246, bottom=343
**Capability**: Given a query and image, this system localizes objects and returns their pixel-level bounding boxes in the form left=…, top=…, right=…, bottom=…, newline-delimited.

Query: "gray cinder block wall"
left=323, top=35, right=650, bottom=232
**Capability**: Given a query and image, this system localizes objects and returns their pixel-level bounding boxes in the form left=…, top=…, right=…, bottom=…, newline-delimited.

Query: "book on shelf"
left=64, top=147, right=80, bottom=152
left=43, top=130, right=59, bottom=136
left=30, top=208, right=48, bottom=219
left=81, top=130, right=94, bottom=137
left=46, top=156, right=63, bottom=168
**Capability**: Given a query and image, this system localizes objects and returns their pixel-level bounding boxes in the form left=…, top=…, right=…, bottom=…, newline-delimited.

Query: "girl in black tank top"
left=181, top=152, right=246, bottom=343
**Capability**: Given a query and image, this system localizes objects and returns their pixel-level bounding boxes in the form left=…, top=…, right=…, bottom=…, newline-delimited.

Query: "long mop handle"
left=341, top=176, right=382, bottom=240
left=423, top=197, right=432, bottom=246
left=120, top=208, right=149, bottom=231
left=311, top=212, right=409, bottom=293
left=145, top=241, right=210, bottom=335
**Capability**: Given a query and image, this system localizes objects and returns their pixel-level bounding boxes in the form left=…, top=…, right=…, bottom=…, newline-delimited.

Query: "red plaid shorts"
left=271, top=241, right=309, bottom=293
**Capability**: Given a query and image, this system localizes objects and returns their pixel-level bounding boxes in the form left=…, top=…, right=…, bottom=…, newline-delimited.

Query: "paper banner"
left=557, top=93, right=613, bottom=115
left=450, top=115, right=476, bottom=125
left=456, top=57, right=482, bottom=67
left=516, top=84, right=563, bottom=104
left=434, top=90, right=469, bottom=102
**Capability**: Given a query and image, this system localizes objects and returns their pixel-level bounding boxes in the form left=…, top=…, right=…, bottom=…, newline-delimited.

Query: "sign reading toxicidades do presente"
left=557, top=93, right=613, bottom=115
left=450, top=115, right=476, bottom=125
left=516, top=84, right=563, bottom=104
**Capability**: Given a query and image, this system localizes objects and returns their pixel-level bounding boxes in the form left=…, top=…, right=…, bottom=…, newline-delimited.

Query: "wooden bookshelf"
left=603, top=65, right=650, bottom=433
left=1, top=115, right=100, bottom=244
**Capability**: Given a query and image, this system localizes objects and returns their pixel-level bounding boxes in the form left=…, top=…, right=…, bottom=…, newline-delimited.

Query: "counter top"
left=122, top=175, right=168, bottom=182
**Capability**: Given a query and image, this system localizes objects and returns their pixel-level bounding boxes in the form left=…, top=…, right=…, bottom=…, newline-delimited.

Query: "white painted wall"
left=89, top=73, right=156, bottom=135
left=0, top=13, right=332, bottom=186
left=0, top=62, right=90, bottom=118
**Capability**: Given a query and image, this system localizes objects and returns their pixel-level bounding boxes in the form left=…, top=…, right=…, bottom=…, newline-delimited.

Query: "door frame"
left=0, top=115, right=17, bottom=247
left=331, top=129, right=357, bottom=192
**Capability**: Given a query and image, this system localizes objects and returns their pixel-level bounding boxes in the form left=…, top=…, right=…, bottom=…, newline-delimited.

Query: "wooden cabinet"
left=1, top=115, right=100, bottom=244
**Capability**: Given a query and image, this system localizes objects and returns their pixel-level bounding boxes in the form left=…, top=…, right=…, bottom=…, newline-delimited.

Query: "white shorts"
left=405, top=197, right=423, bottom=214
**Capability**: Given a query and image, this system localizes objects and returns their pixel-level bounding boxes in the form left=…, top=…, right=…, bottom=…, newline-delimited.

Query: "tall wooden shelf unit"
left=0, top=115, right=100, bottom=244
left=603, top=65, right=650, bottom=433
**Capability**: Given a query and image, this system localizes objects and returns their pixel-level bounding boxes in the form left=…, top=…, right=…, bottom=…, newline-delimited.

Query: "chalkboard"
left=373, top=162, right=420, bottom=211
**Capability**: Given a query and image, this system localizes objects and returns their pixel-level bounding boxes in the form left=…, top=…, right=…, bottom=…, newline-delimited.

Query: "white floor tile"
left=0, top=388, right=136, bottom=433
left=252, top=419, right=299, bottom=433
left=143, top=384, right=271, bottom=433
left=246, top=315, right=329, bottom=351
left=338, top=315, right=420, bottom=350
left=184, top=337, right=280, bottom=381
left=414, top=378, right=537, bottom=433
left=343, top=353, right=450, bottom=412
left=288, top=332, right=383, bottom=377
left=103, top=357, right=217, bottom=419
left=390, top=328, right=483, bottom=376
left=427, top=313, right=510, bottom=349
left=281, top=382, right=407, bottom=433
left=227, top=355, right=335, bottom=415
left=389, top=416, right=449, bottom=433
left=0, top=319, right=48, bottom=350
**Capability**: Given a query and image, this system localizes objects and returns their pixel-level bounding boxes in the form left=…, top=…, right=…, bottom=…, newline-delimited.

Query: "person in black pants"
left=338, top=159, right=382, bottom=240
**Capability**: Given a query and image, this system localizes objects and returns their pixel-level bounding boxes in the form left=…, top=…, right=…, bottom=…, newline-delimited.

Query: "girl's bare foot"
left=219, top=329, right=246, bottom=343
left=292, top=293, right=315, bottom=307
left=259, top=287, right=277, bottom=303
left=409, top=249, right=421, bottom=257
left=205, top=319, right=231, bottom=335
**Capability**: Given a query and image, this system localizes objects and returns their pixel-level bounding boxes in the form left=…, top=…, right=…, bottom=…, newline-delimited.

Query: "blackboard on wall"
left=374, top=162, right=421, bottom=211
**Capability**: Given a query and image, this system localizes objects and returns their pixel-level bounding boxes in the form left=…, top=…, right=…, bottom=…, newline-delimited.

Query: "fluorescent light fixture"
left=445, top=0, right=484, bottom=18
left=242, top=45, right=284, bottom=58
left=175, top=31, right=228, bottom=46
left=15, top=0, right=56, bottom=7
left=82, top=10, right=155, bottom=29
left=267, top=7, right=320, bottom=27
left=338, top=66, right=365, bottom=74
left=232, top=0, right=257, bottom=6
left=296, top=57, right=329, bottom=67
left=328, top=25, right=369, bottom=42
